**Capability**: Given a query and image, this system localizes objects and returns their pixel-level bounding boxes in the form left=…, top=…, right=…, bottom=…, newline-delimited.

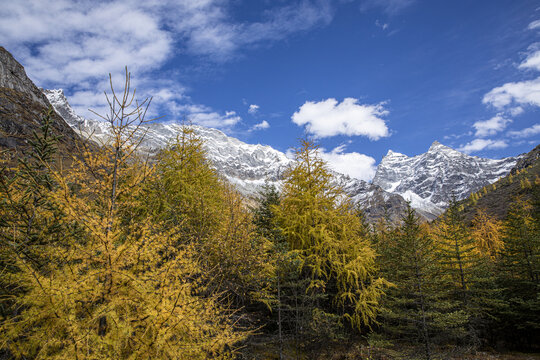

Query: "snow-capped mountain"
left=1, top=43, right=521, bottom=223
left=44, top=89, right=292, bottom=196
left=44, top=88, right=519, bottom=222
left=45, top=89, right=410, bottom=221
left=372, top=141, right=519, bottom=214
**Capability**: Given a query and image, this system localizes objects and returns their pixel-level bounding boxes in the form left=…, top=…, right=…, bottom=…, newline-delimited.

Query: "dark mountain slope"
left=0, top=46, right=82, bottom=158
left=460, top=144, right=540, bottom=222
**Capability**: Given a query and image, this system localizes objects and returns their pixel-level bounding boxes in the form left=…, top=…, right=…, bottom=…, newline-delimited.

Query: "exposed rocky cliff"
left=0, top=46, right=80, bottom=154
left=372, top=141, right=519, bottom=215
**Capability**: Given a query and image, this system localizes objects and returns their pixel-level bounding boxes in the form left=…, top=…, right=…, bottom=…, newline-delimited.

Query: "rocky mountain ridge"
left=0, top=45, right=521, bottom=223
left=46, top=89, right=416, bottom=222
left=44, top=89, right=293, bottom=196
left=373, top=141, right=519, bottom=213
left=44, top=89, right=520, bottom=222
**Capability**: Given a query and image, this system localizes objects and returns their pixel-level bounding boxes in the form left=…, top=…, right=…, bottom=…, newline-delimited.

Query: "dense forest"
left=0, top=78, right=538, bottom=359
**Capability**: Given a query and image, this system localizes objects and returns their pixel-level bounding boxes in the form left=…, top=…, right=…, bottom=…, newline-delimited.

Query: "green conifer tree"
left=379, top=204, right=469, bottom=358
left=433, top=199, right=501, bottom=348
left=496, top=197, right=539, bottom=348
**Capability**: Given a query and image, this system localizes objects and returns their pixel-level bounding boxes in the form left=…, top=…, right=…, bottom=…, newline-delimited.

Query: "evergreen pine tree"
left=496, top=197, right=540, bottom=348
left=379, top=204, right=469, bottom=358
left=433, top=199, right=501, bottom=348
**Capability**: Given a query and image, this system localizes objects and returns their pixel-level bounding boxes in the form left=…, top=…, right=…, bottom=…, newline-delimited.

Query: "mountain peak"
left=385, top=149, right=406, bottom=158
left=0, top=46, right=49, bottom=107
left=427, top=140, right=460, bottom=154
left=373, top=139, right=519, bottom=211
left=428, top=140, right=445, bottom=150
left=42, top=88, right=67, bottom=104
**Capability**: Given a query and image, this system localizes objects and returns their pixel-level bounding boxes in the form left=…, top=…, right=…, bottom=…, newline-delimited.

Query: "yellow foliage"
left=145, top=126, right=275, bottom=308
left=520, top=178, right=532, bottom=189
left=0, top=72, right=248, bottom=359
left=432, top=203, right=478, bottom=290
left=471, top=208, right=504, bottom=259
left=274, top=140, right=389, bottom=330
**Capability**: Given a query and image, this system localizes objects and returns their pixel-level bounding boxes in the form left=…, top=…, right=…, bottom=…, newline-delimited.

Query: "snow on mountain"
left=44, top=89, right=519, bottom=222
left=373, top=140, right=519, bottom=214
left=44, top=89, right=292, bottom=196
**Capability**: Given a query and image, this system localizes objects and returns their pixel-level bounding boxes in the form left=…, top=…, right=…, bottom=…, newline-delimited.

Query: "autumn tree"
left=471, top=208, right=504, bottom=259
left=0, top=71, right=248, bottom=359
left=273, top=140, right=388, bottom=335
left=142, top=125, right=275, bottom=311
left=433, top=199, right=502, bottom=348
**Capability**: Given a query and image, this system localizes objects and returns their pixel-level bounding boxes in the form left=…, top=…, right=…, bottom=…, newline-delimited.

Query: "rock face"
left=512, top=143, right=540, bottom=174
left=0, top=48, right=48, bottom=107
left=372, top=141, right=519, bottom=215
left=460, top=144, right=540, bottom=222
left=0, top=47, right=80, bottom=153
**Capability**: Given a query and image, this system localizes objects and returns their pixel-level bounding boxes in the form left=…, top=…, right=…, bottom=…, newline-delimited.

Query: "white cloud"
left=509, top=106, right=524, bottom=116
left=473, top=114, right=511, bottom=137
left=508, top=123, right=540, bottom=138
left=319, top=145, right=377, bottom=182
left=164, top=0, right=333, bottom=58
left=251, top=120, right=270, bottom=131
left=528, top=20, right=540, bottom=30
left=291, top=98, right=389, bottom=140
left=518, top=44, right=540, bottom=72
left=248, top=104, right=260, bottom=114
left=0, top=1, right=172, bottom=86
left=0, top=0, right=335, bottom=132
left=458, top=139, right=508, bottom=154
left=188, top=110, right=241, bottom=128
left=360, top=0, right=416, bottom=14
left=483, top=42, right=540, bottom=112
left=483, top=77, right=540, bottom=109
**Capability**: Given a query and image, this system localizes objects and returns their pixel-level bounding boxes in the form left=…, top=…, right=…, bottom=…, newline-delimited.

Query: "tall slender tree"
left=496, top=197, right=540, bottom=348
left=380, top=205, right=435, bottom=359
left=273, top=140, right=388, bottom=334
left=0, top=71, right=249, bottom=359
left=433, top=199, right=501, bottom=348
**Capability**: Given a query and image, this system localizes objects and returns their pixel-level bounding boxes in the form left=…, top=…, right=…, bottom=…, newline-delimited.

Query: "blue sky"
left=1, top=0, right=539, bottom=181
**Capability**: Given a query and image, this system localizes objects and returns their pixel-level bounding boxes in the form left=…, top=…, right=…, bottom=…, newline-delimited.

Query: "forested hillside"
left=1, top=73, right=539, bottom=360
